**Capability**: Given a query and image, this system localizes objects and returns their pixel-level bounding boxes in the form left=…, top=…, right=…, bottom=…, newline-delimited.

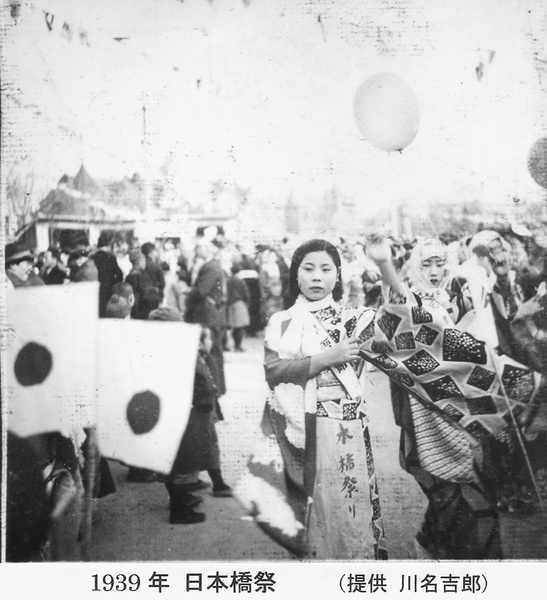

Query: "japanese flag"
left=5, top=282, right=99, bottom=438
left=97, top=319, right=200, bottom=474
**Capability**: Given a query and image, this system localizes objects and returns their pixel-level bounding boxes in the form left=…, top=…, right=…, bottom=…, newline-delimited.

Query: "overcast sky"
left=3, top=0, right=547, bottom=217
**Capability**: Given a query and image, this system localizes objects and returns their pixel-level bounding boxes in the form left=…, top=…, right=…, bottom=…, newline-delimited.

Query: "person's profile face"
left=9, top=258, right=33, bottom=280
left=297, top=251, right=338, bottom=302
left=44, top=251, right=56, bottom=267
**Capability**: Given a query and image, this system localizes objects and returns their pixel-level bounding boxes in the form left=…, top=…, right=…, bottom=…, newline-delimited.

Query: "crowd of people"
left=4, top=220, right=547, bottom=561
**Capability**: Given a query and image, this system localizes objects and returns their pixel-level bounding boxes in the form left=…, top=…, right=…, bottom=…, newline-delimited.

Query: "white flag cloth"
left=97, top=319, right=200, bottom=474
left=5, top=282, right=99, bottom=438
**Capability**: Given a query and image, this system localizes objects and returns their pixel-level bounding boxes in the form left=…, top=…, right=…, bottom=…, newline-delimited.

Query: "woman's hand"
left=324, top=336, right=361, bottom=367
left=308, top=336, right=361, bottom=377
left=363, top=228, right=407, bottom=297
left=365, top=229, right=393, bottom=265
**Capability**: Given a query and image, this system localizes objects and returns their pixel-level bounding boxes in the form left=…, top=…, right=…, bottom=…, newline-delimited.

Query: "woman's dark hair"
left=141, top=242, right=156, bottom=257
left=47, top=246, right=62, bottom=260
left=285, top=239, right=343, bottom=306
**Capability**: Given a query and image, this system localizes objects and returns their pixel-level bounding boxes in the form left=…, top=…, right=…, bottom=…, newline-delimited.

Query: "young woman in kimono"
left=398, top=236, right=547, bottom=559
left=236, top=237, right=403, bottom=559
left=397, top=238, right=500, bottom=558
left=236, top=235, right=547, bottom=560
left=404, top=238, right=474, bottom=324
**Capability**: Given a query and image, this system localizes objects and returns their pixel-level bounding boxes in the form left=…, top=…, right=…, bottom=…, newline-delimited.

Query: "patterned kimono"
left=235, top=294, right=386, bottom=559
left=361, top=286, right=546, bottom=559
left=235, top=286, right=547, bottom=560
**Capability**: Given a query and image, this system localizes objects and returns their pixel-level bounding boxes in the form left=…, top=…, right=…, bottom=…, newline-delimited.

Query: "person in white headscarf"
left=405, top=238, right=474, bottom=326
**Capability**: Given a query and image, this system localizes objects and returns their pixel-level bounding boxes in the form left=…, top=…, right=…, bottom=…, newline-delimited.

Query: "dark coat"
left=41, top=265, right=68, bottom=285
left=142, top=258, right=166, bottom=302
left=170, top=352, right=220, bottom=476
left=186, top=297, right=226, bottom=395
left=226, top=275, right=249, bottom=305
left=125, top=268, right=146, bottom=319
left=7, top=271, right=45, bottom=288
left=70, top=258, right=98, bottom=283
left=92, top=250, right=124, bottom=317
left=195, top=259, right=225, bottom=306
left=6, top=433, right=51, bottom=561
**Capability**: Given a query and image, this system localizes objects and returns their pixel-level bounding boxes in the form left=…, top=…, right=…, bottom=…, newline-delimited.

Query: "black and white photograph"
left=1, top=0, right=547, bottom=595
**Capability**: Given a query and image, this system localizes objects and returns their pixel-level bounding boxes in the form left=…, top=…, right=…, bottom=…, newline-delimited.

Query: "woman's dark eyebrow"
left=300, top=260, right=333, bottom=267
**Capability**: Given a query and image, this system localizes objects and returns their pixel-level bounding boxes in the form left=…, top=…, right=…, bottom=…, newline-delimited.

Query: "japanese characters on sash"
left=236, top=260, right=547, bottom=560
left=235, top=296, right=386, bottom=560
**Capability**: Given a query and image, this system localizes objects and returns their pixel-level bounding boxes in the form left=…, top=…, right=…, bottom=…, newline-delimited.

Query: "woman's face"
left=297, top=251, right=338, bottom=301
left=420, top=256, right=446, bottom=287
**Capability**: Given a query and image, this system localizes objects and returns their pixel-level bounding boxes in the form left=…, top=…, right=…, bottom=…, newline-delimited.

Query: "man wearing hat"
left=5, top=240, right=44, bottom=288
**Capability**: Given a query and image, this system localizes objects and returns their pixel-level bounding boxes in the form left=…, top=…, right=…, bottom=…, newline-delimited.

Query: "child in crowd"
left=105, top=282, right=135, bottom=319
left=226, top=264, right=250, bottom=351
left=149, top=306, right=232, bottom=524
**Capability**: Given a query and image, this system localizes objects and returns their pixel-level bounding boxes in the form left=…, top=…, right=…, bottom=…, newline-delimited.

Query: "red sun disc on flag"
left=527, top=137, right=547, bottom=190
left=127, top=391, right=161, bottom=435
left=14, top=342, right=53, bottom=386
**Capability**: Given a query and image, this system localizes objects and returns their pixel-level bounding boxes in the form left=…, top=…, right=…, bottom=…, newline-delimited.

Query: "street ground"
left=89, top=333, right=426, bottom=562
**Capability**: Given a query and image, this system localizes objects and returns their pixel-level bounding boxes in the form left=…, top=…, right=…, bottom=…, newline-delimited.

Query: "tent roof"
left=38, top=189, right=106, bottom=219
left=73, top=164, right=100, bottom=195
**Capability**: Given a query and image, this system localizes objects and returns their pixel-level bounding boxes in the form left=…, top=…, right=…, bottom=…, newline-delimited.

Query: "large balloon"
left=527, top=137, right=547, bottom=190
left=353, top=73, right=420, bottom=153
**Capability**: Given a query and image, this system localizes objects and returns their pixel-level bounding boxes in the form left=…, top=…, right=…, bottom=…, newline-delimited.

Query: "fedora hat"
left=5, top=240, right=34, bottom=265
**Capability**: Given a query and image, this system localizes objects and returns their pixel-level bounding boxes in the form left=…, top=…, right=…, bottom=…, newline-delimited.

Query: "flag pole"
left=81, top=427, right=98, bottom=560
left=489, top=349, right=544, bottom=510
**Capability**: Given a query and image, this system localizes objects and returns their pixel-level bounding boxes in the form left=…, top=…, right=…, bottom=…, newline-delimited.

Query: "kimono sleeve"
left=264, top=346, right=310, bottom=391
left=263, top=312, right=310, bottom=391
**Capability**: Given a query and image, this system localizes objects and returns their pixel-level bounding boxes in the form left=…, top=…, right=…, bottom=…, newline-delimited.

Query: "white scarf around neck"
left=293, top=293, right=336, bottom=313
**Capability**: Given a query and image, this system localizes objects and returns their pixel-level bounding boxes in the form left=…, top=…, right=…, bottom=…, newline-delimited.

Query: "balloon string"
left=386, top=151, right=399, bottom=238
